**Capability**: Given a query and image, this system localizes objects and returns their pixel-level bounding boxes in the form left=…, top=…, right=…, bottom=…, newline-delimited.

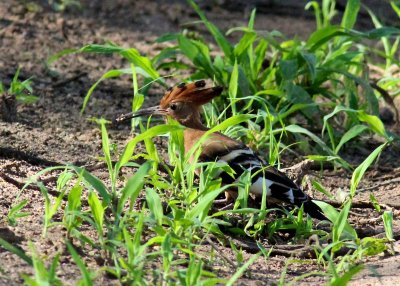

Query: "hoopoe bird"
left=116, top=80, right=327, bottom=220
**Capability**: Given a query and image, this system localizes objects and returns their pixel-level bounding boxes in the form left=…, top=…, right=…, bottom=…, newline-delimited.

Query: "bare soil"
left=1, top=1, right=399, bottom=285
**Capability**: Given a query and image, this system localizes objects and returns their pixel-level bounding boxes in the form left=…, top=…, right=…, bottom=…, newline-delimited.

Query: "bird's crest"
left=160, top=80, right=223, bottom=109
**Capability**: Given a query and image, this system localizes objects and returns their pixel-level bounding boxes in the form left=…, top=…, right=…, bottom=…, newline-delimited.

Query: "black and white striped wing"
left=198, top=133, right=327, bottom=220
left=212, top=147, right=307, bottom=205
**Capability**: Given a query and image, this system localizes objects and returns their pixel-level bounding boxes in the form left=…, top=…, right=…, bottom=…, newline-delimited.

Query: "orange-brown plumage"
left=160, top=80, right=222, bottom=109
left=115, top=80, right=328, bottom=220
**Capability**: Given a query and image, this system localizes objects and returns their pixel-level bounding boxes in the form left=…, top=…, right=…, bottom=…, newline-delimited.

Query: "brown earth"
left=1, top=0, right=400, bottom=285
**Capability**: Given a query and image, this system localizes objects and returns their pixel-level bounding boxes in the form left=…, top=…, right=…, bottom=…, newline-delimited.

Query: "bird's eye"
left=170, top=103, right=177, bottom=111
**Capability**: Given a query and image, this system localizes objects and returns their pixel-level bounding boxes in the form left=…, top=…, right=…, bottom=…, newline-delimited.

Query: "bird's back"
left=183, top=128, right=327, bottom=220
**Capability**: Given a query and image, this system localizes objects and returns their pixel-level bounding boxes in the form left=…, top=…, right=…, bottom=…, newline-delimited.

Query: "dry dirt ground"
left=0, top=0, right=400, bottom=285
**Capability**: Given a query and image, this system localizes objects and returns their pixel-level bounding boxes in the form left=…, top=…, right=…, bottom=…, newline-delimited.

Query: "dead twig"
left=52, top=72, right=87, bottom=88
left=0, top=172, right=67, bottom=200
left=370, top=81, right=400, bottom=126
left=325, top=199, right=400, bottom=210
left=228, top=236, right=353, bottom=259
left=356, top=177, right=400, bottom=193
left=206, top=236, right=237, bottom=269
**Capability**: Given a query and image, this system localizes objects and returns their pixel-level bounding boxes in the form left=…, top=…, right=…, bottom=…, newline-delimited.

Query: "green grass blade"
left=332, top=201, right=353, bottom=243
left=186, top=186, right=228, bottom=221
left=7, top=199, right=30, bottom=226
left=146, top=188, right=164, bottom=226
left=277, top=124, right=334, bottom=155
left=81, top=69, right=127, bottom=113
left=88, top=192, right=104, bottom=237
left=350, top=143, right=387, bottom=196
left=357, top=111, right=386, bottom=137
left=71, top=166, right=111, bottom=205
left=335, top=124, right=368, bottom=154
left=330, top=264, right=364, bottom=286
left=313, top=201, right=357, bottom=240
left=187, top=0, right=233, bottom=60
left=97, top=119, right=113, bottom=176
left=229, top=60, right=239, bottom=114
left=67, top=242, right=93, bottom=286
left=186, top=114, right=253, bottom=161
left=47, top=48, right=79, bottom=65
left=341, top=0, right=360, bottom=29
left=116, top=124, right=184, bottom=172
left=120, top=48, right=160, bottom=80
left=226, top=252, right=261, bottom=286
left=0, top=237, right=33, bottom=265
left=233, top=32, right=257, bottom=57
left=248, top=9, right=256, bottom=29
left=118, top=161, right=152, bottom=214
left=383, top=211, right=394, bottom=241
left=391, top=1, right=400, bottom=17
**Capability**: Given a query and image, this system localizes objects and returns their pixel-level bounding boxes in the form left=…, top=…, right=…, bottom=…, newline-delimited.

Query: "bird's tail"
left=302, top=200, right=328, bottom=221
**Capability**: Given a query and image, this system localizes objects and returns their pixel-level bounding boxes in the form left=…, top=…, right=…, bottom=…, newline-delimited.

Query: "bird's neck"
left=179, top=110, right=209, bottom=131
left=181, top=118, right=208, bottom=131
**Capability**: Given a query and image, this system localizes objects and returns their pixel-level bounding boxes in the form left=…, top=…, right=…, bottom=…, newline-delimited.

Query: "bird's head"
left=115, top=80, right=223, bottom=129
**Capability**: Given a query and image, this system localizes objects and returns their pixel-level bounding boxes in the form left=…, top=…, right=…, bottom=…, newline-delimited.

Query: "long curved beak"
left=114, top=106, right=167, bottom=123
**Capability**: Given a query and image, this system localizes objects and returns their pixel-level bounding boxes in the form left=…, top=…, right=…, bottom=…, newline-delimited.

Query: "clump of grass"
left=0, top=67, right=38, bottom=121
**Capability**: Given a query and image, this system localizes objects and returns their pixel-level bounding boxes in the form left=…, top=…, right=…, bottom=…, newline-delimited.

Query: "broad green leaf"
left=279, top=59, right=298, bottom=81
left=146, top=188, right=163, bottom=225
left=299, top=52, right=317, bottom=82
left=335, top=124, right=368, bottom=153
left=88, top=192, right=104, bottom=235
left=229, top=60, right=239, bottom=114
left=383, top=211, right=394, bottom=240
left=186, top=188, right=225, bottom=221
left=341, top=0, right=360, bottom=29
left=357, top=111, right=386, bottom=137
left=333, top=201, right=353, bottom=243
left=121, top=48, right=160, bottom=79
left=323, top=105, right=387, bottom=138
left=361, top=237, right=387, bottom=256
left=234, top=32, right=257, bottom=57
left=178, top=35, right=198, bottom=61
left=313, top=201, right=357, bottom=240
left=71, top=166, right=111, bottom=205
left=350, top=143, right=387, bottom=196
left=306, top=26, right=345, bottom=50
left=116, top=124, right=184, bottom=172
left=118, top=161, right=152, bottom=214
left=80, top=44, right=160, bottom=80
